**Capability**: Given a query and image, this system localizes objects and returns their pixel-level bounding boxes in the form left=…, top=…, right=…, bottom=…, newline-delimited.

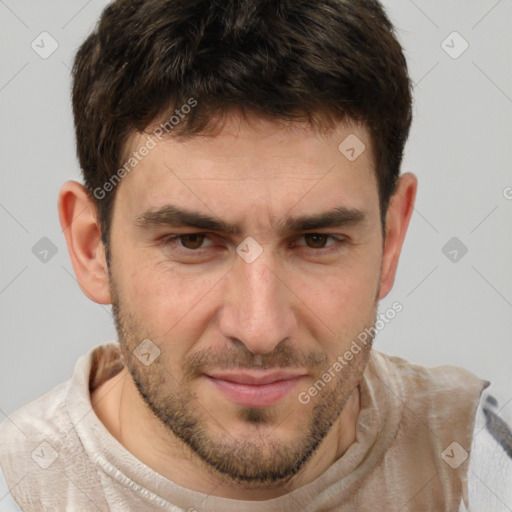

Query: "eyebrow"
left=135, top=204, right=367, bottom=236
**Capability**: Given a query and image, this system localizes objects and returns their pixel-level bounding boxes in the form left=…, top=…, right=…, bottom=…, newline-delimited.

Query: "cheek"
left=292, top=252, right=381, bottom=354
left=308, top=272, right=378, bottom=324
left=117, top=251, right=222, bottom=339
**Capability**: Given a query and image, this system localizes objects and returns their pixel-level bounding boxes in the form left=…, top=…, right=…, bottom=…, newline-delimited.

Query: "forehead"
left=114, top=115, right=379, bottom=224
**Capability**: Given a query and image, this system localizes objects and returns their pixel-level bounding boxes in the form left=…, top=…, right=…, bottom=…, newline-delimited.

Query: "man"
left=0, top=0, right=510, bottom=510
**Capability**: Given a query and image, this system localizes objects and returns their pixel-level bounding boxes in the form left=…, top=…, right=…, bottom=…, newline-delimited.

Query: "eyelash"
left=160, top=233, right=347, bottom=256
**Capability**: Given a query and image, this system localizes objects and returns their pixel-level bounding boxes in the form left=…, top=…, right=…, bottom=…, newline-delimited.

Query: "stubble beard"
left=109, top=277, right=377, bottom=488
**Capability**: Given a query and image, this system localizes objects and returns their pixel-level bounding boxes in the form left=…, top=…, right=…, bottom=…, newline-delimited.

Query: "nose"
left=218, top=251, right=297, bottom=355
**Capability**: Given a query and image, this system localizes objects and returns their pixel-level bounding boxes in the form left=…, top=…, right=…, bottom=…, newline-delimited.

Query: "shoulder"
left=0, top=378, right=72, bottom=455
left=367, top=351, right=490, bottom=448
left=0, top=342, right=116, bottom=511
left=464, top=380, right=512, bottom=511
left=370, top=350, right=489, bottom=404
left=0, top=457, right=24, bottom=510
left=0, top=379, right=72, bottom=511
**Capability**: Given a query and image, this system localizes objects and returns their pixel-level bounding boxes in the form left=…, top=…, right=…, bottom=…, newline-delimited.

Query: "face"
left=107, top=115, right=383, bottom=487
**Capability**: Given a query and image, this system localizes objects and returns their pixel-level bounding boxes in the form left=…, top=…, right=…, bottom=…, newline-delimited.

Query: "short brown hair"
left=72, top=0, right=413, bottom=253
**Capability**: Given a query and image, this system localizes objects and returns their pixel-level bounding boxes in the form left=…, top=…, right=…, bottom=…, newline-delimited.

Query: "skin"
left=58, top=114, right=416, bottom=500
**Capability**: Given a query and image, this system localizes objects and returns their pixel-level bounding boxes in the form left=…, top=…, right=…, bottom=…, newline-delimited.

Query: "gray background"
left=1, top=0, right=511, bottom=417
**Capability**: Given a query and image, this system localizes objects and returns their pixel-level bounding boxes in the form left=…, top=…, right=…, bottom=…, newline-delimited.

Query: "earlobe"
left=378, top=172, right=418, bottom=299
left=58, top=180, right=111, bottom=304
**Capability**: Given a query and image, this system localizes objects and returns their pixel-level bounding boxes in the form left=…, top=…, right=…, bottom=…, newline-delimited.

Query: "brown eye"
left=178, top=234, right=207, bottom=249
left=294, top=234, right=346, bottom=255
left=303, top=233, right=330, bottom=249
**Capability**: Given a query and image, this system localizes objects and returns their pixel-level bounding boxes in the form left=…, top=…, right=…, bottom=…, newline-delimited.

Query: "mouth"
left=204, top=370, right=308, bottom=407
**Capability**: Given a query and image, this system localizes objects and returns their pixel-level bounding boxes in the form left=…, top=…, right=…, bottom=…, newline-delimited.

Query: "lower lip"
left=205, top=376, right=306, bottom=407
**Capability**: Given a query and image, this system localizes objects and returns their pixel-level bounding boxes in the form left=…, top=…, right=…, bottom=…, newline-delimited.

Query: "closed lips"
left=205, top=371, right=307, bottom=385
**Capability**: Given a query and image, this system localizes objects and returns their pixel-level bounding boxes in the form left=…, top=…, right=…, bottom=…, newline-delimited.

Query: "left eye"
left=296, top=233, right=338, bottom=249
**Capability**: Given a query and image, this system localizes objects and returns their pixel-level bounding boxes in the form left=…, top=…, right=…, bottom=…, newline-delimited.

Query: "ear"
left=379, top=172, right=417, bottom=299
left=58, top=181, right=111, bottom=304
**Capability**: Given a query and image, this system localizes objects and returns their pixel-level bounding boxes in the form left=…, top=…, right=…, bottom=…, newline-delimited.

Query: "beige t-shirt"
left=0, top=342, right=488, bottom=511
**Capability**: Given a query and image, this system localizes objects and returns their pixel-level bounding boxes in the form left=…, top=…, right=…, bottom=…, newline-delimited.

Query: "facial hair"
left=109, top=277, right=377, bottom=488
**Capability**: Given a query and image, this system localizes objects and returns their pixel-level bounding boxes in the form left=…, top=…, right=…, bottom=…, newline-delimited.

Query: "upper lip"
left=205, top=370, right=307, bottom=385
